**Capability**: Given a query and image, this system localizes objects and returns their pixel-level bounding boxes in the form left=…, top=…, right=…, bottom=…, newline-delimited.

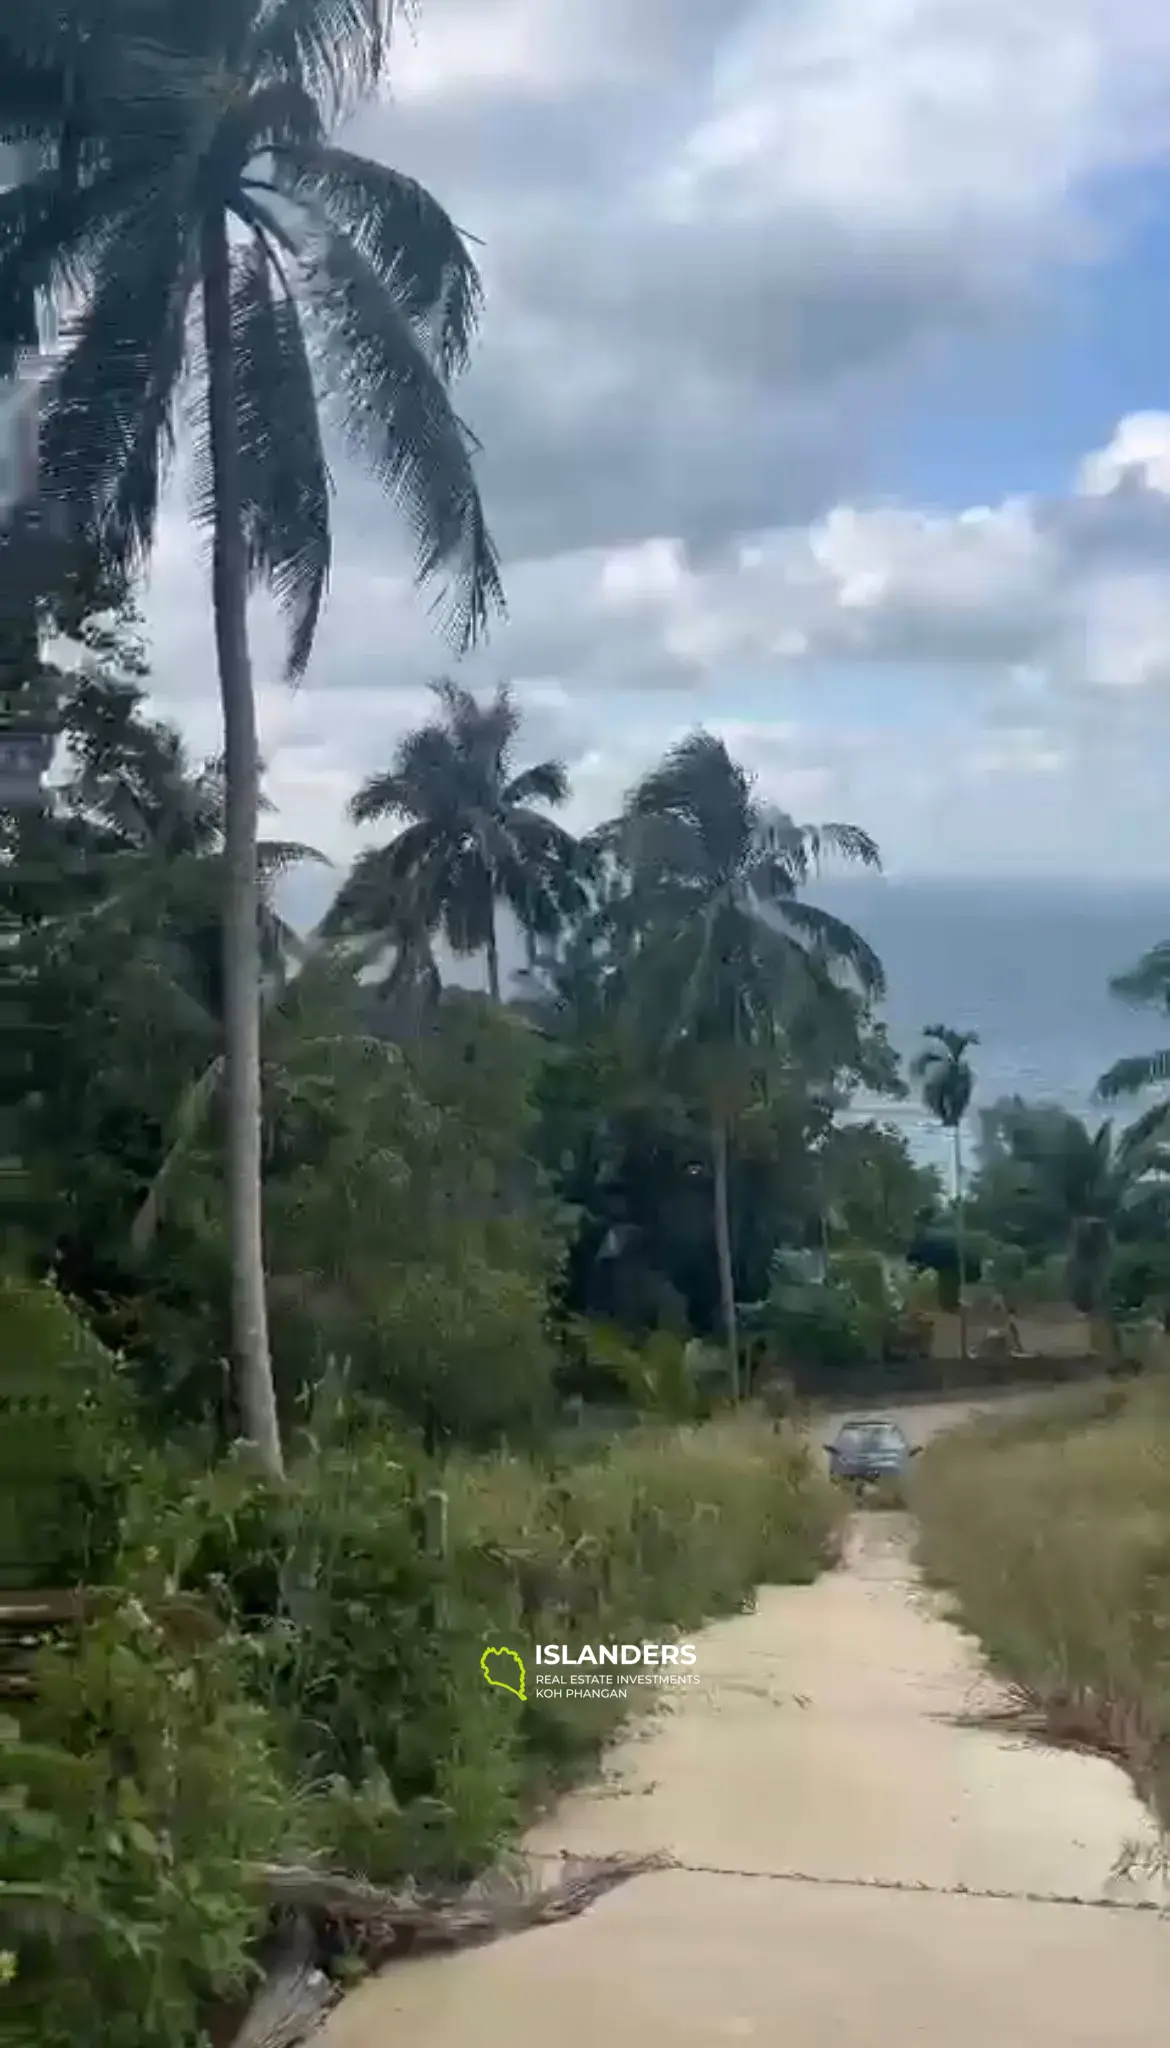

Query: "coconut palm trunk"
left=953, top=1120, right=969, bottom=1364
left=711, top=1113, right=740, bottom=1402
left=202, top=211, right=282, bottom=1477
left=485, top=902, right=502, bottom=1003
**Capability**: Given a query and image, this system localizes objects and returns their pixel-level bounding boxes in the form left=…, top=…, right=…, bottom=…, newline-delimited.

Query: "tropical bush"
left=0, top=1604, right=290, bottom=2048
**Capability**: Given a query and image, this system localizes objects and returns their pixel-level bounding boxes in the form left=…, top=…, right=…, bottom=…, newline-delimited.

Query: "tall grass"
left=446, top=1417, right=841, bottom=1793
left=912, top=1380, right=1170, bottom=1828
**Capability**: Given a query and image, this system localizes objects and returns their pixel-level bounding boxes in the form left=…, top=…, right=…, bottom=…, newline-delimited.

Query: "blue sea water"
left=283, top=867, right=1170, bottom=1168
left=814, top=877, right=1170, bottom=1167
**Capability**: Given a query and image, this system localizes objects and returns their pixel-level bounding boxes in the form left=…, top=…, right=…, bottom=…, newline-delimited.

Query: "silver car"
left=825, top=1417, right=918, bottom=1485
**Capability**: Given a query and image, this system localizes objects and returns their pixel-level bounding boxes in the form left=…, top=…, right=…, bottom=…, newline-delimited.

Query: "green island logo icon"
left=480, top=1645, right=527, bottom=1701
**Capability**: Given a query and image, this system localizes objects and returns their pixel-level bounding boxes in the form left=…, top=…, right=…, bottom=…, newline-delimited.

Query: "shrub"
left=123, top=1407, right=841, bottom=1882
left=0, top=1600, right=289, bottom=2048
left=0, top=1287, right=842, bottom=2042
left=0, top=1278, right=136, bottom=1590
left=125, top=1442, right=522, bottom=1887
left=563, top=1319, right=699, bottom=1421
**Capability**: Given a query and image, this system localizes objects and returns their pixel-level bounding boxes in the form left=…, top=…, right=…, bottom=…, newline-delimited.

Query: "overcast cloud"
left=139, top=0, right=1170, bottom=886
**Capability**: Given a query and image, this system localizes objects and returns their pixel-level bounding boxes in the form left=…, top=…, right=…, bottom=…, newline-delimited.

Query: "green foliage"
left=820, top=1121, right=942, bottom=1250
left=1107, top=1240, right=1170, bottom=1326
left=131, top=1441, right=522, bottom=1886
left=0, top=1284, right=841, bottom=2040
left=908, top=1223, right=985, bottom=1305
left=828, top=1247, right=889, bottom=1311
left=760, top=1272, right=875, bottom=1375
left=966, top=1098, right=1170, bottom=1327
left=565, top=1320, right=699, bottom=1421
left=0, top=1604, right=288, bottom=2048
left=0, top=1280, right=134, bottom=1589
left=980, top=1242, right=1028, bottom=1306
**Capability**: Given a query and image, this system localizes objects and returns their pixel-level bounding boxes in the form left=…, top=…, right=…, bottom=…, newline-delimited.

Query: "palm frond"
left=628, top=732, right=753, bottom=876
left=301, top=228, right=503, bottom=649
left=276, top=141, right=481, bottom=376
left=768, top=898, right=886, bottom=998
left=212, top=234, right=332, bottom=679
left=38, top=184, right=197, bottom=572
left=246, top=0, right=402, bottom=119
left=257, top=837, right=330, bottom=874
left=1096, top=1050, right=1170, bottom=1101
left=1109, top=943, right=1170, bottom=1012
left=799, top=821, right=882, bottom=871
left=1114, top=1097, right=1170, bottom=1163
left=233, top=75, right=322, bottom=156
left=1117, top=1098, right=1170, bottom=1155
left=503, top=759, right=569, bottom=808
left=348, top=747, right=453, bottom=824
left=130, top=1052, right=223, bottom=1254
left=321, top=826, right=440, bottom=934
left=0, top=165, right=130, bottom=357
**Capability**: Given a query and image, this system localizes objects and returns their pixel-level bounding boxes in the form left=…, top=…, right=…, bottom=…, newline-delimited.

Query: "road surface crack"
left=544, top=1851, right=1167, bottom=1915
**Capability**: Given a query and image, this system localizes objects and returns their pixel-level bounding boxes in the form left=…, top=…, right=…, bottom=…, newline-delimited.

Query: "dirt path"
left=321, top=1516, right=1170, bottom=2046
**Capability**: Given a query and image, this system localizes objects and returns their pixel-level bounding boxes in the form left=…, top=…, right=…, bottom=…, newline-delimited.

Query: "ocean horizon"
left=813, top=876, right=1170, bottom=1167
left=281, top=869, right=1170, bottom=1165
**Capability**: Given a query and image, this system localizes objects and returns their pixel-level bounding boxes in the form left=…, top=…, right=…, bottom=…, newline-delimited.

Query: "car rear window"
left=838, top=1423, right=904, bottom=1451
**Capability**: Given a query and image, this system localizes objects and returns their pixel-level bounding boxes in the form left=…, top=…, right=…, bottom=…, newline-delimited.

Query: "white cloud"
left=143, top=409, right=1170, bottom=879
left=673, top=0, right=1170, bottom=234
left=1078, top=413, right=1170, bottom=497
left=130, top=1, right=1170, bottom=884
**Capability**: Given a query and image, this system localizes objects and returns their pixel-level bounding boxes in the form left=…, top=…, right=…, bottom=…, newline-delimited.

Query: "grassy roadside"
left=911, top=1378, right=1170, bottom=1834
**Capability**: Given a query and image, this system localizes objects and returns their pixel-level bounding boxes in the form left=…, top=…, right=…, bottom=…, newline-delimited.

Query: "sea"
left=283, top=868, right=1170, bottom=1172
left=813, top=877, right=1170, bottom=1170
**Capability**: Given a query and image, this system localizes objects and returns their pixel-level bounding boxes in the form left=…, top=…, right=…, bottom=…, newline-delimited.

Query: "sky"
left=141, top=0, right=1170, bottom=886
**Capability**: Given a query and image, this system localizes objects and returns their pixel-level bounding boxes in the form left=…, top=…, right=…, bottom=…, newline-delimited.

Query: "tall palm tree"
left=611, top=731, right=884, bottom=1399
left=912, top=1025, right=978, bottom=1360
left=0, top=1, right=502, bottom=1472
left=327, top=680, right=586, bottom=1002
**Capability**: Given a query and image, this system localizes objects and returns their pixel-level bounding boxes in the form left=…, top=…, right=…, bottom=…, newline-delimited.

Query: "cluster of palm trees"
left=914, top=1000, right=1170, bottom=1358
left=325, top=694, right=887, bottom=1397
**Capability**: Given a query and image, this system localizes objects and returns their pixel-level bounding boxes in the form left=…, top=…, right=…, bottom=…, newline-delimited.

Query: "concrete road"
left=320, top=1515, right=1170, bottom=2048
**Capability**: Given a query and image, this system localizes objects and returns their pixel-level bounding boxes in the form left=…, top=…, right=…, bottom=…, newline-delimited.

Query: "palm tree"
left=611, top=731, right=884, bottom=1399
left=1, top=1, right=502, bottom=1472
left=56, top=669, right=321, bottom=1010
left=982, top=1101, right=1170, bottom=1354
left=1097, top=944, right=1170, bottom=1144
left=326, top=680, right=586, bottom=1002
left=912, top=1025, right=978, bottom=1360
